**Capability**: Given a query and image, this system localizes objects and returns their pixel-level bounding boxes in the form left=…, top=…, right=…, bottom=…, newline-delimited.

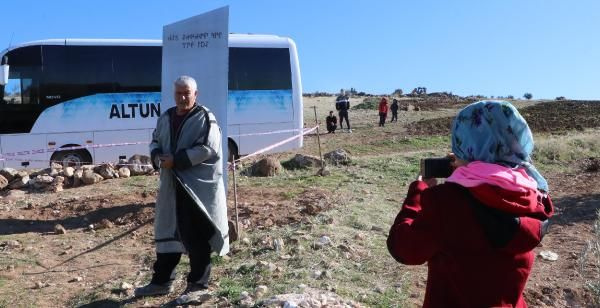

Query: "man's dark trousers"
left=151, top=179, right=215, bottom=287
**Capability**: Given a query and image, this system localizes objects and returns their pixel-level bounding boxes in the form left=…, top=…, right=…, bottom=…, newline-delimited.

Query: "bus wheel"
left=228, top=139, right=239, bottom=163
left=51, top=149, right=92, bottom=167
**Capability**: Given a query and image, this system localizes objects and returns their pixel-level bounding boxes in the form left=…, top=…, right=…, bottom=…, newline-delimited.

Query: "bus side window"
left=113, top=46, right=161, bottom=93
left=229, top=47, right=292, bottom=91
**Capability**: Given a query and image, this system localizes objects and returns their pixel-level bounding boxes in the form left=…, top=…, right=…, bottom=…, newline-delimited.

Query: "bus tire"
left=228, top=139, right=239, bottom=163
left=51, top=148, right=92, bottom=167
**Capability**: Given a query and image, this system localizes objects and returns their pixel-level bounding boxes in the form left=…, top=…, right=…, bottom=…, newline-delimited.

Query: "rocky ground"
left=0, top=97, right=599, bottom=307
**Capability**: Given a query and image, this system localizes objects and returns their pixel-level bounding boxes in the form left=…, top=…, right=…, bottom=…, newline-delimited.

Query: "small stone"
left=254, top=285, right=268, bottom=297
left=315, top=236, right=332, bottom=248
left=34, top=281, right=48, bottom=289
left=312, top=270, right=322, bottom=279
left=539, top=250, right=559, bottom=261
left=5, top=240, right=22, bottom=249
left=273, top=238, right=285, bottom=251
left=120, top=281, right=133, bottom=290
left=338, top=244, right=355, bottom=253
left=96, top=219, right=114, bottom=230
left=354, top=233, right=365, bottom=240
left=371, top=226, right=384, bottom=232
left=68, top=276, right=83, bottom=283
left=283, top=301, right=298, bottom=308
left=54, top=224, right=67, bottom=234
left=239, top=291, right=250, bottom=300
left=375, top=286, right=385, bottom=294
left=241, top=237, right=251, bottom=245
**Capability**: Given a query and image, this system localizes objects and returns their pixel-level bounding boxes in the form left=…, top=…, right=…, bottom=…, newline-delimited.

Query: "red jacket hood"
left=466, top=183, right=554, bottom=254
left=468, top=184, right=553, bottom=220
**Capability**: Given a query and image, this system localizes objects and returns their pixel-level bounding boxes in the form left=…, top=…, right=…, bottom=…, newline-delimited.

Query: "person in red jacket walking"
left=378, top=97, right=388, bottom=127
left=387, top=100, right=553, bottom=308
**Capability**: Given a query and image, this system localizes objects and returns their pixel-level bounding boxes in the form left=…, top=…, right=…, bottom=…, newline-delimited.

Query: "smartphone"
left=420, top=157, right=453, bottom=178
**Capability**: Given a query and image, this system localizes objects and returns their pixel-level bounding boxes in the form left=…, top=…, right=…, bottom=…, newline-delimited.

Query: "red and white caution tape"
left=232, top=126, right=318, bottom=164
left=227, top=128, right=304, bottom=138
left=0, top=141, right=151, bottom=160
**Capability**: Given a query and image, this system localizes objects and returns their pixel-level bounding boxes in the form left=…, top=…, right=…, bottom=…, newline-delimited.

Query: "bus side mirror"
left=0, top=64, right=8, bottom=86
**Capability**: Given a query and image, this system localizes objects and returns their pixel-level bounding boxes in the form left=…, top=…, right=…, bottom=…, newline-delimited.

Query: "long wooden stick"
left=232, top=160, right=240, bottom=237
left=312, top=106, right=325, bottom=170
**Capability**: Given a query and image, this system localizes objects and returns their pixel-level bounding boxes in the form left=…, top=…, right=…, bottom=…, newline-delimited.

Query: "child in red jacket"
left=388, top=101, right=553, bottom=307
left=378, top=97, right=388, bottom=127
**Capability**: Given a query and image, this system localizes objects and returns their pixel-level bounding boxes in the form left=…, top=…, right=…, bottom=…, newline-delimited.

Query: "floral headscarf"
left=451, top=100, right=548, bottom=192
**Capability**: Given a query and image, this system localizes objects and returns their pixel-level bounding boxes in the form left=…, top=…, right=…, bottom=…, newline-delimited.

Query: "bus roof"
left=0, top=34, right=294, bottom=55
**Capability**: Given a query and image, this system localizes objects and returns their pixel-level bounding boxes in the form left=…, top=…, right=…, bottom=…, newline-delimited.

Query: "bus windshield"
left=0, top=84, right=5, bottom=103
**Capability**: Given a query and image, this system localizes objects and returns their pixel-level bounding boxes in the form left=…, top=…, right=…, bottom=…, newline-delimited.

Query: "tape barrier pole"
left=232, top=159, right=240, bottom=238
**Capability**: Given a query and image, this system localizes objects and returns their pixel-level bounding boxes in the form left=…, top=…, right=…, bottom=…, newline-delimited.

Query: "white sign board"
left=161, top=6, right=229, bottom=179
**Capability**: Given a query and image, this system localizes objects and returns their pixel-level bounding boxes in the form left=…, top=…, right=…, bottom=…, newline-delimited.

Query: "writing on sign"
left=166, top=32, right=224, bottom=49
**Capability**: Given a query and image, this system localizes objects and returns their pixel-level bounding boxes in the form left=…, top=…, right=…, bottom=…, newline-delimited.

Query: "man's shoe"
left=134, top=282, right=174, bottom=297
left=176, top=283, right=212, bottom=305
left=348, top=129, right=352, bottom=133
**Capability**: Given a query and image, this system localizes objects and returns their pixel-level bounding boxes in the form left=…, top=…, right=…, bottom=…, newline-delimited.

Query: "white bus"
left=0, top=34, right=303, bottom=168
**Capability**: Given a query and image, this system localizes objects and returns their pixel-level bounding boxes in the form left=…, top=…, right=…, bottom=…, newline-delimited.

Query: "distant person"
left=326, top=110, right=337, bottom=133
left=135, top=76, right=229, bottom=305
left=390, top=98, right=399, bottom=122
left=378, top=97, right=388, bottom=127
left=336, top=94, right=351, bottom=132
left=387, top=101, right=554, bottom=307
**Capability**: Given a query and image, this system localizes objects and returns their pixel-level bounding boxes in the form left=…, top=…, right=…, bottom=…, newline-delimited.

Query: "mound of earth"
left=406, top=101, right=600, bottom=136
left=520, top=101, right=600, bottom=132
left=228, top=188, right=332, bottom=230
left=353, top=97, right=472, bottom=111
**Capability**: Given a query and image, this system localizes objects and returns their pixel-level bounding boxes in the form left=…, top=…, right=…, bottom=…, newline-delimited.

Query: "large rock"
left=49, top=168, right=60, bottom=177
left=0, top=168, right=18, bottom=182
left=118, top=167, right=131, bottom=178
left=47, top=184, right=64, bottom=193
left=81, top=170, right=103, bottom=185
left=81, top=165, right=95, bottom=171
left=0, top=175, right=8, bottom=190
left=250, top=157, right=282, bottom=177
left=128, top=155, right=154, bottom=176
left=63, top=167, right=75, bottom=178
left=95, top=164, right=117, bottom=179
left=30, top=168, right=51, bottom=178
left=8, top=175, right=29, bottom=189
left=73, top=169, right=84, bottom=187
left=52, top=176, right=65, bottom=185
left=32, top=175, right=54, bottom=190
left=283, top=154, right=324, bottom=170
left=50, top=162, right=63, bottom=170
left=324, top=149, right=352, bottom=165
